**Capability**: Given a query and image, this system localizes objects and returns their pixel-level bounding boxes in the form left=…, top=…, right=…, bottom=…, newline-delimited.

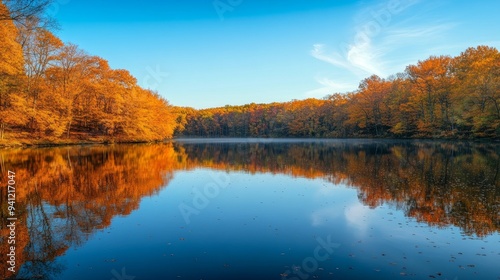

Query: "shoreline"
left=1, top=136, right=498, bottom=149
left=0, top=139, right=169, bottom=149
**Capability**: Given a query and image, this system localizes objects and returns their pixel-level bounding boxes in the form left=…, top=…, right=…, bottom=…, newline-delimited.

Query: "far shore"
left=1, top=136, right=499, bottom=149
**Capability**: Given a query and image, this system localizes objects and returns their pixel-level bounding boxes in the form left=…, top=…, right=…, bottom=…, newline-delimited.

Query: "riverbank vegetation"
left=1, top=1, right=499, bottom=146
left=0, top=1, right=176, bottom=146
left=175, top=46, right=500, bottom=139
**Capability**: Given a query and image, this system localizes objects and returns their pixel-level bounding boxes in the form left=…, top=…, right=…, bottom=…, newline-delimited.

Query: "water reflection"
left=1, top=145, right=178, bottom=279
left=178, top=140, right=499, bottom=237
left=0, top=140, right=498, bottom=279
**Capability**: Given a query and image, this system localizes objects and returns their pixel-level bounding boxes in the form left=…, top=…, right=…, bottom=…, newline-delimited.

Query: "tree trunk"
left=66, top=119, right=72, bottom=139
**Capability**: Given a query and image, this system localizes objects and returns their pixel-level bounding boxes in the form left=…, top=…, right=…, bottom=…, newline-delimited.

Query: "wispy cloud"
left=307, top=35, right=383, bottom=97
left=311, top=44, right=359, bottom=73
left=308, top=0, right=456, bottom=96
left=306, top=76, right=356, bottom=98
left=346, top=34, right=385, bottom=76
left=383, top=23, right=456, bottom=43
left=311, top=41, right=384, bottom=77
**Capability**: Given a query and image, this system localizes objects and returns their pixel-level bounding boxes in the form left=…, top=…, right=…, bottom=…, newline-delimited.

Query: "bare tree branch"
left=1, top=0, right=53, bottom=22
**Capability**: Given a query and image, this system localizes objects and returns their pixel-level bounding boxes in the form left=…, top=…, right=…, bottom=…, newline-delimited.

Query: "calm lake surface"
left=1, top=139, right=499, bottom=280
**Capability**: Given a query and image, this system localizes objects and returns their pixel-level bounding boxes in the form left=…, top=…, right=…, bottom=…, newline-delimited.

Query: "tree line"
left=176, top=46, right=500, bottom=139
left=1, top=0, right=499, bottom=142
left=0, top=1, right=177, bottom=144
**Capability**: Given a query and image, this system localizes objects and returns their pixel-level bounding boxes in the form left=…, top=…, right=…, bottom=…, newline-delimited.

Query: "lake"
left=1, top=139, right=499, bottom=279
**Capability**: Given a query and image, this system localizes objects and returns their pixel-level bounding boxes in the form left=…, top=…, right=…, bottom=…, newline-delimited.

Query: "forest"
left=0, top=1, right=177, bottom=145
left=176, top=46, right=500, bottom=139
left=1, top=1, right=500, bottom=145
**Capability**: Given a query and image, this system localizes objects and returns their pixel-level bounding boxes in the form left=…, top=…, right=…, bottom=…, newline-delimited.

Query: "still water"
left=1, top=139, right=499, bottom=279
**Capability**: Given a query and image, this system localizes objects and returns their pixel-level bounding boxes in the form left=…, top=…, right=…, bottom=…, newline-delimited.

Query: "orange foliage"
left=0, top=5, right=177, bottom=145
left=176, top=46, right=500, bottom=139
left=0, top=141, right=498, bottom=278
left=0, top=2, right=25, bottom=140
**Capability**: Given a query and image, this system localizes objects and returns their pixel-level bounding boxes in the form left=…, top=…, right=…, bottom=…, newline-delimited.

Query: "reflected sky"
left=0, top=140, right=499, bottom=279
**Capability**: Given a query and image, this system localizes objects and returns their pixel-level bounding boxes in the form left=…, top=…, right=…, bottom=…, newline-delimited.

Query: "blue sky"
left=51, top=0, right=500, bottom=109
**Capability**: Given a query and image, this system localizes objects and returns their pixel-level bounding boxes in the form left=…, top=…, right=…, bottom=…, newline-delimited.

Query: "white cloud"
left=383, top=23, right=456, bottom=43
left=311, top=44, right=358, bottom=72
left=306, top=77, right=356, bottom=98
left=344, top=203, right=372, bottom=237
left=309, top=0, right=456, bottom=95
left=346, top=34, right=385, bottom=76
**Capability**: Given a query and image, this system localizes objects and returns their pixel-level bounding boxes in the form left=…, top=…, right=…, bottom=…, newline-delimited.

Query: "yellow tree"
left=44, top=43, right=96, bottom=138
left=348, top=75, right=392, bottom=136
left=406, top=56, right=453, bottom=135
left=326, top=93, right=350, bottom=137
left=71, top=56, right=106, bottom=134
left=453, top=46, right=500, bottom=137
left=20, top=27, right=63, bottom=137
left=102, top=68, right=136, bottom=138
left=0, top=2, right=26, bottom=140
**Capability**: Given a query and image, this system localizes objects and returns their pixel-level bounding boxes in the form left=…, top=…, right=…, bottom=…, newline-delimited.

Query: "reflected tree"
left=0, top=141, right=499, bottom=278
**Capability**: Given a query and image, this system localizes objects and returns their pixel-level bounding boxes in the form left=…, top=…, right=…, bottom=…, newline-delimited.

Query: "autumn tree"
left=452, top=46, right=500, bottom=137
left=172, top=106, right=196, bottom=135
left=385, top=73, right=417, bottom=136
left=406, top=56, right=454, bottom=135
left=20, top=26, right=63, bottom=137
left=325, top=93, right=350, bottom=137
left=0, top=1, right=178, bottom=144
left=347, top=75, right=392, bottom=136
left=2, top=6, right=499, bottom=146
left=45, top=43, right=87, bottom=138
left=1, top=0, right=53, bottom=24
left=0, top=1, right=26, bottom=140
